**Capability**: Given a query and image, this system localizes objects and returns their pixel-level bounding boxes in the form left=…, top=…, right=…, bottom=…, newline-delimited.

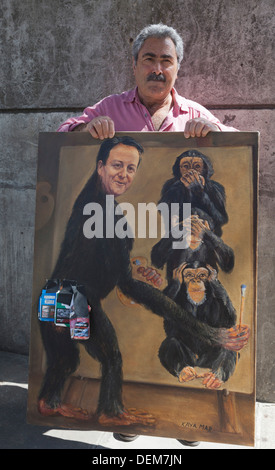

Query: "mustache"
left=147, top=73, right=166, bottom=82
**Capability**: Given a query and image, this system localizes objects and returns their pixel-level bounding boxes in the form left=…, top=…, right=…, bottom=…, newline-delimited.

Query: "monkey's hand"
left=172, top=262, right=188, bottom=284
left=219, top=325, right=250, bottom=351
left=180, top=170, right=205, bottom=190
left=137, top=266, right=163, bottom=288
left=191, top=216, right=210, bottom=234
left=189, top=216, right=210, bottom=243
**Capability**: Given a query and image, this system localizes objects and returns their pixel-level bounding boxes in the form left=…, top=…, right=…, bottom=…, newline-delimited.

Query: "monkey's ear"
left=206, top=264, right=217, bottom=281
left=97, top=160, right=104, bottom=174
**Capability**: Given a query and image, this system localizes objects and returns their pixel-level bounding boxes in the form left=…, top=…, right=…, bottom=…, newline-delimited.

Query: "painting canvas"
left=27, top=131, right=258, bottom=446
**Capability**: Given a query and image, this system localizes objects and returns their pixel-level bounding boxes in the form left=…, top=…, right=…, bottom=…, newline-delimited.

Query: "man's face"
left=133, top=37, right=178, bottom=103
left=97, top=144, right=140, bottom=197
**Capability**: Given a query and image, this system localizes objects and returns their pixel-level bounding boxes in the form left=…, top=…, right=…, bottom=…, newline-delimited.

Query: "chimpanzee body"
left=158, top=150, right=228, bottom=237
left=39, top=178, right=231, bottom=419
left=159, top=267, right=237, bottom=383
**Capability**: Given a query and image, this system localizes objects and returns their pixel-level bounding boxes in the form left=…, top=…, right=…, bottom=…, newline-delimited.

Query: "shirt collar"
left=121, top=88, right=139, bottom=103
left=171, top=88, right=189, bottom=113
left=122, top=87, right=189, bottom=113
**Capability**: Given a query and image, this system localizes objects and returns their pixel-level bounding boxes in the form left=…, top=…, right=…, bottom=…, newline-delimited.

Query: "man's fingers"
left=94, top=118, right=114, bottom=140
left=99, top=118, right=110, bottom=139
left=184, top=119, right=204, bottom=138
left=89, top=125, right=100, bottom=139
left=184, top=118, right=220, bottom=138
left=200, top=123, right=219, bottom=137
left=109, top=119, right=115, bottom=138
left=88, top=116, right=115, bottom=140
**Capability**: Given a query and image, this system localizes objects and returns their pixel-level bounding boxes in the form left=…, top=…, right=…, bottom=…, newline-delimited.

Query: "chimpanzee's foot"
left=178, top=366, right=198, bottom=383
left=202, top=372, right=223, bottom=390
left=98, top=408, right=156, bottom=426
left=38, top=399, right=90, bottom=420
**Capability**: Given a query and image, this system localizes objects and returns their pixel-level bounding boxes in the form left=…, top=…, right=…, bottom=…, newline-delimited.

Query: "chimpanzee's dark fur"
left=159, top=262, right=237, bottom=383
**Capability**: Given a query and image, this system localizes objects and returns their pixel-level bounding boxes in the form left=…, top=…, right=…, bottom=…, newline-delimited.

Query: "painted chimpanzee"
left=159, top=261, right=238, bottom=389
left=38, top=137, right=249, bottom=426
left=151, top=210, right=234, bottom=290
left=158, top=149, right=228, bottom=237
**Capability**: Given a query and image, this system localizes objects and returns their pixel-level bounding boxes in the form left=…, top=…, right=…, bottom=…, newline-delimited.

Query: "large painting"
left=27, top=131, right=258, bottom=446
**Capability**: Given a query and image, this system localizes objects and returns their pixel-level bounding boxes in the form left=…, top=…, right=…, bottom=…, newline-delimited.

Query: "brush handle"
left=239, top=296, right=245, bottom=326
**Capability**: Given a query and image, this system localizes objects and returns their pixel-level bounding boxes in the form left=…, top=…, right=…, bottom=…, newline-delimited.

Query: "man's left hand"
left=184, top=118, right=220, bottom=138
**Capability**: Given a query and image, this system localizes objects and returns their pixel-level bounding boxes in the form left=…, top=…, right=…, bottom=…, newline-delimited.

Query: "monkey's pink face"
left=183, top=268, right=209, bottom=292
left=97, top=144, right=140, bottom=197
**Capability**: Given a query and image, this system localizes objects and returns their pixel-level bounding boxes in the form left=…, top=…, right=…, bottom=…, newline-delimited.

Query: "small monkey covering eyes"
left=159, top=261, right=238, bottom=389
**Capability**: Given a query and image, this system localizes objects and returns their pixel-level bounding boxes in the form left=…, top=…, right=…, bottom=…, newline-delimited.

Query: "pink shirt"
left=57, top=87, right=237, bottom=133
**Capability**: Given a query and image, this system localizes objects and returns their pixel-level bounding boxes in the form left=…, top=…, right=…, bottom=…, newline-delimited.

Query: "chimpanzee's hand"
left=180, top=169, right=205, bottom=190
left=172, top=262, right=188, bottom=284
left=190, top=215, right=209, bottom=239
left=219, top=325, right=250, bottom=351
left=137, top=266, right=163, bottom=288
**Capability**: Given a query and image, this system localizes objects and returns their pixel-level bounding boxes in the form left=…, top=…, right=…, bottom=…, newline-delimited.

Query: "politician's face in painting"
left=97, top=144, right=140, bottom=197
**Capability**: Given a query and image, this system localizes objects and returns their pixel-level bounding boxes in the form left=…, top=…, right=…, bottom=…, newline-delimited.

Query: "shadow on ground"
left=0, top=352, right=108, bottom=449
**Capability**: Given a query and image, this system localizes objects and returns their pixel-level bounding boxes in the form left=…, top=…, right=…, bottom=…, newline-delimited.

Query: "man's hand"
left=184, top=118, right=220, bottom=138
left=74, top=116, right=115, bottom=140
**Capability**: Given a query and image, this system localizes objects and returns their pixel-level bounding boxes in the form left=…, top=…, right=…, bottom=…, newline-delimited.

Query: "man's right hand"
left=74, top=116, right=115, bottom=140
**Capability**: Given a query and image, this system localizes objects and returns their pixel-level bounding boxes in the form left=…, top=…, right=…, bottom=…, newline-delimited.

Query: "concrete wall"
left=0, top=0, right=274, bottom=402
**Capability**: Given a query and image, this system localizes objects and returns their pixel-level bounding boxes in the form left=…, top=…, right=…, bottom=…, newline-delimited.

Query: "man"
left=57, top=24, right=239, bottom=445
left=58, top=24, right=237, bottom=139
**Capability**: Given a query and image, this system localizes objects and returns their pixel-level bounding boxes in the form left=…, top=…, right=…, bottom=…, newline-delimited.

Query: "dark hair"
left=96, top=136, right=144, bottom=166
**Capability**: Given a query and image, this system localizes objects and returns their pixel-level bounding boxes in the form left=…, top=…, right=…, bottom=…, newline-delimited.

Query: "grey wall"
left=0, top=0, right=274, bottom=402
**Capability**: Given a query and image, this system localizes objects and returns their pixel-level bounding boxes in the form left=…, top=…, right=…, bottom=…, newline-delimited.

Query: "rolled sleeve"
left=57, top=106, right=101, bottom=132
